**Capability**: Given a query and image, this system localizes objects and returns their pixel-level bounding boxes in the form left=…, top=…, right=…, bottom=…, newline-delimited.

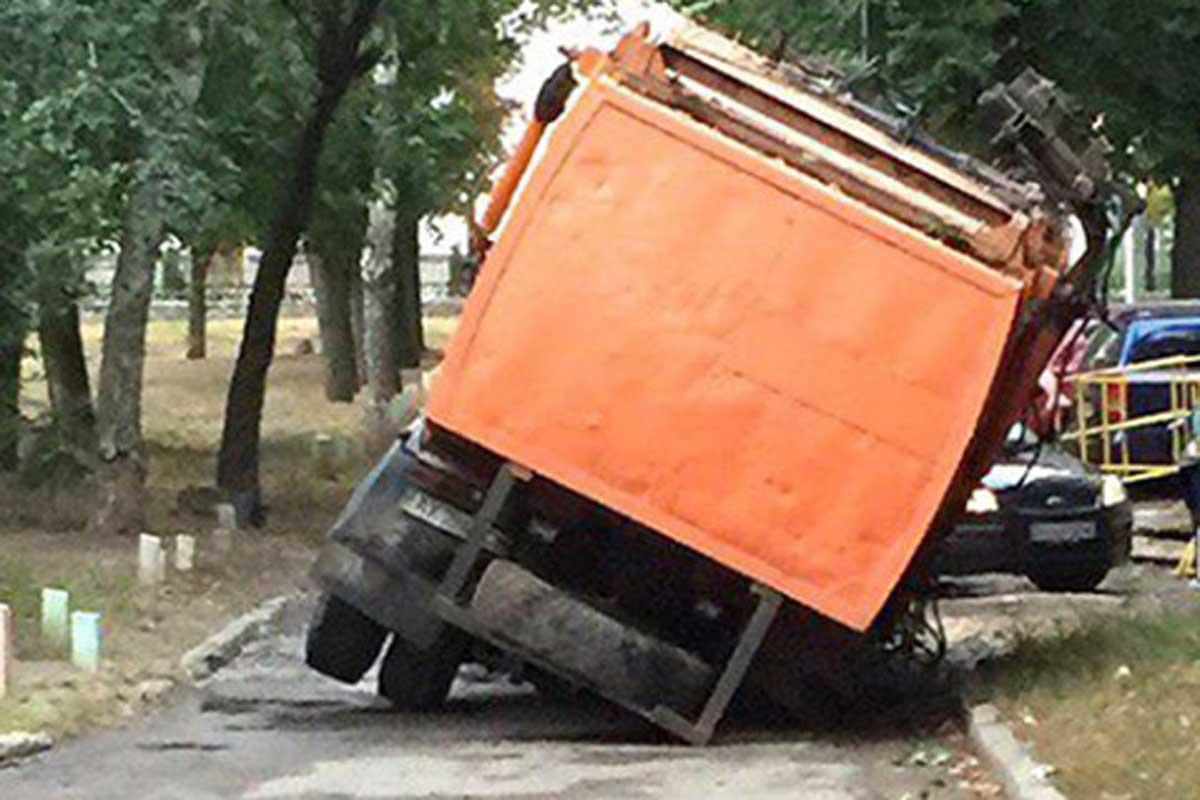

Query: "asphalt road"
left=0, top=594, right=1000, bottom=800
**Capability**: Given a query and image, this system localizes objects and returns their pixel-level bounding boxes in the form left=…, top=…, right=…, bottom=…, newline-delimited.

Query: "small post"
left=138, top=534, right=165, bottom=586
left=212, top=527, right=233, bottom=554
left=0, top=603, right=12, bottom=699
left=41, top=588, right=70, bottom=650
left=214, top=503, right=236, bottom=553
left=70, top=611, right=101, bottom=673
left=175, top=535, right=196, bottom=572
left=215, top=503, right=238, bottom=530
left=312, top=434, right=338, bottom=480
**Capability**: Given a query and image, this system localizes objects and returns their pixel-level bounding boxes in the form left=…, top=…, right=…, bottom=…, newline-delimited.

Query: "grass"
left=0, top=313, right=459, bottom=738
left=981, top=605, right=1200, bottom=799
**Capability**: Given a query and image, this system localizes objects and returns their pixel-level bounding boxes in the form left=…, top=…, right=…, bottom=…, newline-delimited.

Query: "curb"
left=0, top=731, right=53, bottom=764
left=179, top=593, right=300, bottom=683
left=967, top=704, right=1066, bottom=800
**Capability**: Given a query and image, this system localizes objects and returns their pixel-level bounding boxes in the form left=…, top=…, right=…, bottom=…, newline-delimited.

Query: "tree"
left=179, top=4, right=311, bottom=363
left=89, top=0, right=215, bottom=535
left=373, top=1, right=526, bottom=373
left=310, top=87, right=374, bottom=402
left=0, top=220, right=28, bottom=472
left=677, top=0, right=1200, bottom=294
left=216, top=0, right=597, bottom=522
left=217, top=0, right=385, bottom=523
left=0, top=2, right=126, bottom=453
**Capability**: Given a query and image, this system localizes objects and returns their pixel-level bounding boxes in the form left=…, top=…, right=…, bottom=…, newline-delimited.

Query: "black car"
left=937, top=427, right=1133, bottom=592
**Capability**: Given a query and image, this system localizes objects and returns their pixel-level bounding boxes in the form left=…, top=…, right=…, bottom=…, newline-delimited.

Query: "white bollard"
left=212, top=526, right=233, bottom=554
left=70, top=611, right=101, bottom=673
left=175, top=535, right=196, bottom=572
left=215, top=503, right=238, bottom=530
left=138, top=534, right=164, bottom=586
left=312, top=434, right=338, bottom=479
left=41, top=588, right=70, bottom=649
left=0, top=603, right=12, bottom=699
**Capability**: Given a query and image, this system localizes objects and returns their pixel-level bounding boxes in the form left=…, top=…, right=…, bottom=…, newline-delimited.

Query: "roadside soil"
left=1, top=594, right=1010, bottom=799
left=947, top=564, right=1200, bottom=799
left=1, top=316, right=456, bottom=740
left=0, top=529, right=314, bottom=738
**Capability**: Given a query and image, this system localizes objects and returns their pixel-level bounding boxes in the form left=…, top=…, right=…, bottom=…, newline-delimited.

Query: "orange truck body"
left=429, top=24, right=1069, bottom=632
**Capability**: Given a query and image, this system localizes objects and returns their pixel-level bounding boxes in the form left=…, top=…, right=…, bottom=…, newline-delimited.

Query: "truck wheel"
left=1027, top=564, right=1110, bottom=592
left=378, top=627, right=468, bottom=711
left=305, top=593, right=388, bottom=683
left=470, top=560, right=712, bottom=714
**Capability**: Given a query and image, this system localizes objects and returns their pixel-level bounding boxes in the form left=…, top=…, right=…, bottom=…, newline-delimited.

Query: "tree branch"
left=278, top=0, right=319, bottom=45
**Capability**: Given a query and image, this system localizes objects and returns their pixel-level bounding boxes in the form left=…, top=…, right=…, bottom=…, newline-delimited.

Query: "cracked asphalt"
left=0, top=592, right=1010, bottom=800
left=4, top=565, right=1171, bottom=799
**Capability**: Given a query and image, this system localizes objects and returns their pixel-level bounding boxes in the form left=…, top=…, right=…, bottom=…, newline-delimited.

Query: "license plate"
left=398, top=489, right=471, bottom=539
left=1029, top=520, right=1097, bottom=545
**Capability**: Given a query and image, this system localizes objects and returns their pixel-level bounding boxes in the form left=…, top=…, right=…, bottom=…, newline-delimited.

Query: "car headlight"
left=966, top=487, right=1000, bottom=515
left=1101, top=475, right=1128, bottom=507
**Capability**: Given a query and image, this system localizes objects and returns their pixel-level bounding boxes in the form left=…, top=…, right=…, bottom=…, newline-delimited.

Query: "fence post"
left=0, top=603, right=12, bottom=698
left=70, top=611, right=102, bottom=673
left=41, top=588, right=70, bottom=650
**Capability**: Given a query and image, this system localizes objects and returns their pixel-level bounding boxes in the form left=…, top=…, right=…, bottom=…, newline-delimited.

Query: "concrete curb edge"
left=966, top=703, right=1066, bottom=800
left=179, top=592, right=301, bottom=683
left=0, top=731, right=53, bottom=764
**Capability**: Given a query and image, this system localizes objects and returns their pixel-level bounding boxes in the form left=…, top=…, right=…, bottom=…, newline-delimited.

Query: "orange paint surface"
left=429, top=80, right=1024, bottom=631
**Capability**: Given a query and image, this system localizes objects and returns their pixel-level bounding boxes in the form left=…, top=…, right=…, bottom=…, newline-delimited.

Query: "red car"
left=1029, top=318, right=1098, bottom=437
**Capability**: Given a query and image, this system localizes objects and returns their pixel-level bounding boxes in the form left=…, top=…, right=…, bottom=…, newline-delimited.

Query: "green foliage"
left=0, top=0, right=229, bottom=325
left=376, top=0, right=567, bottom=219
left=672, top=0, right=1200, bottom=180
left=1145, top=183, right=1175, bottom=227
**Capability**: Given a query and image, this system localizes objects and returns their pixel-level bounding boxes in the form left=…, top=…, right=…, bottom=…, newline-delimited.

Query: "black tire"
left=378, top=626, right=469, bottom=711
left=305, top=593, right=389, bottom=683
left=1027, top=564, right=1111, bottom=592
left=470, top=560, right=713, bottom=714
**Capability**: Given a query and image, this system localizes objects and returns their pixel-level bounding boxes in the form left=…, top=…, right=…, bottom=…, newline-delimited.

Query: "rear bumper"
left=1019, top=502, right=1133, bottom=571
left=311, top=437, right=478, bottom=638
left=937, top=501, right=1132, bottom=577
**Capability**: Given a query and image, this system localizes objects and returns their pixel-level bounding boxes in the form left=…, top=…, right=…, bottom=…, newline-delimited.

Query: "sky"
left=424, top=1, right=682, bottom=254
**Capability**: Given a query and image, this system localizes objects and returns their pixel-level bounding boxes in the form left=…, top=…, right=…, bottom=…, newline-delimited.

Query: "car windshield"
left=1128, top=330, right=1200, bottom=363
left=1082, top=324, right=1120, bottom=369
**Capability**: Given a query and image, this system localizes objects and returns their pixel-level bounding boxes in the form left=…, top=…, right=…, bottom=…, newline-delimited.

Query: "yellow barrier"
left=1059, top=354, right=1200, bottom=484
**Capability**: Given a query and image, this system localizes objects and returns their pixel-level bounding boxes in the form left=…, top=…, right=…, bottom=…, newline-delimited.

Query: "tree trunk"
left=187, top=246, right=212, bottom=360
left=37, top=297, right=94, bottom=448
left=350, top=255, right=366, bottom=387
left=392, top=207, right=424, bottom=370
left=216, top=4, right=382, bottom=524
left=1171, top=173, right=1200, bottom=298
left=1144, top=223, right=1157, bottom=294
left=0, top=337, right=20, bottom=472
left=362, top=204, right=399, bottom=446
left=89, top=177, right=166, bottom=536
left=310, top=232, right=363, bottom=403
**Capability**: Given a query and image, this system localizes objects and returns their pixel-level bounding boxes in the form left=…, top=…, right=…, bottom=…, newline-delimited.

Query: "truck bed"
left=428, top=59, right=1036, bottom=631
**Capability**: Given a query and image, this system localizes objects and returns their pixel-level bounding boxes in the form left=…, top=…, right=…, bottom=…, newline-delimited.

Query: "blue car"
left=1078, top=303, right=1200, bottom=469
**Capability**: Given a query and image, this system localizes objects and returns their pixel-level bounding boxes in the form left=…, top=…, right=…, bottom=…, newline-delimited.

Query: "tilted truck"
left=305, top=22, right=1132, bottom=744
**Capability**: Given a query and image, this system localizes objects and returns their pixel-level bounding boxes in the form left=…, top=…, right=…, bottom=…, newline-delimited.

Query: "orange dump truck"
left=307, top=24, right=1128, bottom=743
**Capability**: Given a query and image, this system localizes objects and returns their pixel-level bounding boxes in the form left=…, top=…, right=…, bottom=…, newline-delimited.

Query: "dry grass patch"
left=981, top=605, right=1200, bottom=799
left=1, top=313, right=459, bottom=739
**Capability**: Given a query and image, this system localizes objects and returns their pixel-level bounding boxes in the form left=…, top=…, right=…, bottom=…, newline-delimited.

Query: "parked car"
left=1029, top=317, right=1098, bottom=437
left=1065, top=303, right=1200, bottom=468
left=938, top=426, right=1132, bottom=591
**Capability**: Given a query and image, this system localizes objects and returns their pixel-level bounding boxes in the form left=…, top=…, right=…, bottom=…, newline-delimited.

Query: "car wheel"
left=378, top=627, right=469, bottom=711
left=1026, top=564, right=1111, bottom=592
left=305, top=592, right=389, bottom=683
